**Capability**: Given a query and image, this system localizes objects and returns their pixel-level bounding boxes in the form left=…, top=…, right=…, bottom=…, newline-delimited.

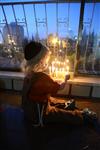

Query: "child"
left=22, top=41, right=97, bottom=126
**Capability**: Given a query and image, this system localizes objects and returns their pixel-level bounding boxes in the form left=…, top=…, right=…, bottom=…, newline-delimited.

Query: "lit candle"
left=65, top=66, right=70, bottom=81
left=49, top=66, right=51, bottom=75
left=52, top=66, right=55, bottom=77
left=66, top=66, right=69, bottom=75
left=55, top=67, right=58, bottom=78
left=66, top=59, right=69, bottom=63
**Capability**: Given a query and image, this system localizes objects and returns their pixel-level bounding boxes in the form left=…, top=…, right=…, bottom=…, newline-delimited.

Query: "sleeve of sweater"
left=29, top=72, right=60, bottom=96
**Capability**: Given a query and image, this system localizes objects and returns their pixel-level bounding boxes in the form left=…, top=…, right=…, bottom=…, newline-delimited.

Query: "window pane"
left=0, top=1, right=80, bottom=78
left=78, top=2, right=100, bottom=75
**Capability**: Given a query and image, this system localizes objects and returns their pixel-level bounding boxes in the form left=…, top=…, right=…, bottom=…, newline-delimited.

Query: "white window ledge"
left=0, top=71, right=25, bottom=79
left=0, top=71, right=100, bottom=98
left=68, top=77, right=100, bottom=86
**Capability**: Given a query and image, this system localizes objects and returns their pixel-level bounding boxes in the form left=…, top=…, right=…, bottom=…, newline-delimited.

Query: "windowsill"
left=0, top=71, right=25, bottom=79
left=0, top=71, right=100, bottom=86
left=68, top=76, right=100, bottom=86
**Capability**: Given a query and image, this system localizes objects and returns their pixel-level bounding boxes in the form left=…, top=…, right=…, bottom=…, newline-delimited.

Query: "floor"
left=0, top=98, right=100, bottom=150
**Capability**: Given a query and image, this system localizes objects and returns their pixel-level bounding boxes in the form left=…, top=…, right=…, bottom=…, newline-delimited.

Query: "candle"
left=49, top=57, right=70, bottom=82
left=66, top=66, right=69, bottom=75
left=55, top=68, right=58, bottom=78
left=49, top=66, right=51, bottom=75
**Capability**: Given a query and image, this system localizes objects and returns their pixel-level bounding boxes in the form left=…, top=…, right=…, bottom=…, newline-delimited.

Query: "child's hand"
left=59, top=74, right=70, bottom=90
left=59, top=82, right=65, bottom=90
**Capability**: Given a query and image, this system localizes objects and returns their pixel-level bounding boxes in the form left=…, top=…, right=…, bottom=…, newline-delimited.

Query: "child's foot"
left=82, top=108, right=98, bottom=125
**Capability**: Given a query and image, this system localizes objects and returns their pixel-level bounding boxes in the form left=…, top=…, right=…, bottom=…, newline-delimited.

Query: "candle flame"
left=48, top=58, right=70, bottom=82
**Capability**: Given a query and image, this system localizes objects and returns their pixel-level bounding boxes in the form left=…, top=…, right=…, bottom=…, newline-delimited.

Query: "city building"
left=3, top=22, right=24, bottom=46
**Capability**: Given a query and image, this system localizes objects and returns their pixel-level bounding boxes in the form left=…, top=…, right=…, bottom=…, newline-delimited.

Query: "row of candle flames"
left=48, top=58, right=69, bottom=81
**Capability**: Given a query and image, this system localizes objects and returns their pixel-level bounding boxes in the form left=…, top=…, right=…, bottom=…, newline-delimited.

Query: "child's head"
left=22, top=41, right=50, bottom=72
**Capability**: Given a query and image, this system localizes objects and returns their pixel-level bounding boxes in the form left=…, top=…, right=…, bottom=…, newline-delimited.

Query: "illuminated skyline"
left=0, top=0, right=80, bottom=41
left=0, top=0, right=100, bottom=41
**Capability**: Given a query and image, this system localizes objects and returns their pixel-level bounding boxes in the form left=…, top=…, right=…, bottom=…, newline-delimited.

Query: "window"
left=0, top=0, right=80, bottom=78
left=77, top=2, right=100, bottom=75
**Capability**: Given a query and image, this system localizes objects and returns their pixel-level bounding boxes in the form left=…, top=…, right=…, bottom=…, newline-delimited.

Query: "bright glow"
left=52, top=37, right=58, bottom=45
left=49, top=57, right=70, bottom=82
left=66, top=59, right=69, bottom=63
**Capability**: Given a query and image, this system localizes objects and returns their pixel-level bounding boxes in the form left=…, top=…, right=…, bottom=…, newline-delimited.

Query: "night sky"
left=0, top=0, right=100, bottom=41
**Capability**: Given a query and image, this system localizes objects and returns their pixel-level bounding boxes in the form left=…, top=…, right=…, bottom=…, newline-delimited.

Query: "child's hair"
left=21, top=41, right=50, bottom=72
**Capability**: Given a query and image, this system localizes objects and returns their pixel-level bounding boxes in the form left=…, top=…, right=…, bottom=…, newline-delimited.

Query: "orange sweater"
left=23, top=72, right=60, bottom=103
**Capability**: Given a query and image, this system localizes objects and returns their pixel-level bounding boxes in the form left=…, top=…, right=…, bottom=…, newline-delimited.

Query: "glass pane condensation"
left=0, top=1, right=80, bottom=72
